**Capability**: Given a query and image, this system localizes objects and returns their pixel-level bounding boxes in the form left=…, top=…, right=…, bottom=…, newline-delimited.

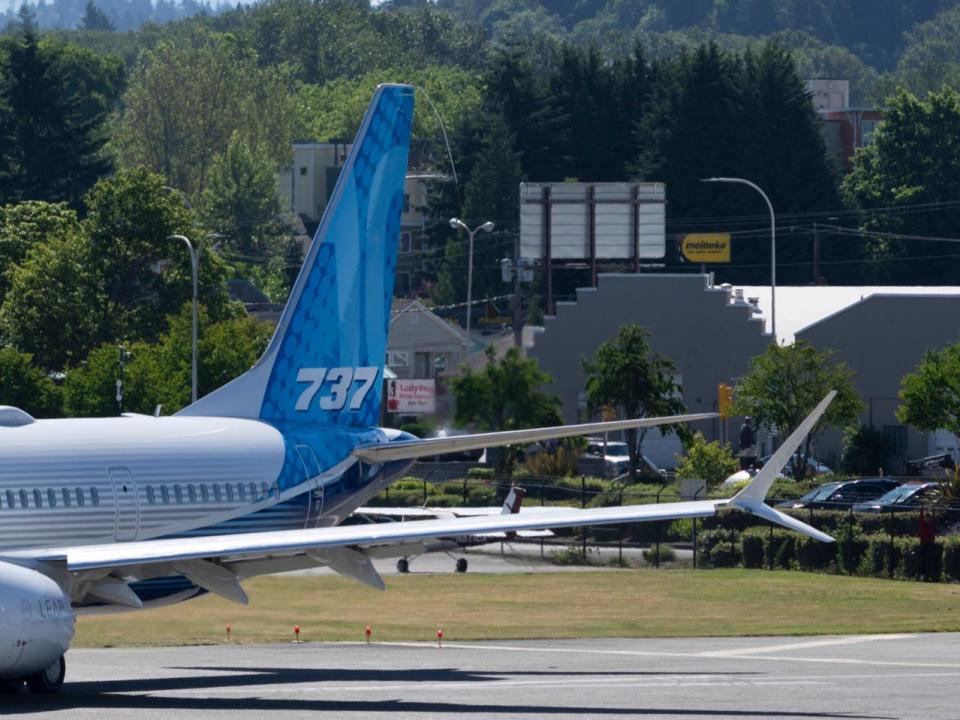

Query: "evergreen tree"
left=0, top=31, right=112, bottom=207
left=80, top=0, right=114, bottom=30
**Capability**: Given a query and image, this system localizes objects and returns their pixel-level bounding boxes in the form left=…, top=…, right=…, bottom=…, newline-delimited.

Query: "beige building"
left=277, top=142, right=430, bottom=295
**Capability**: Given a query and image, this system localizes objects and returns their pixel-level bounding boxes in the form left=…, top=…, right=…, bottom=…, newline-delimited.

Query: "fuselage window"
left=225, top=483, right=233, bottom=502
left=62, top=488, right=71, bottom=507
left=161, top=485, right=170, bottom=504
left=47, top=489, right=56, bottom=508
left=174, top=485, right=183, bottom=504
left=187, top=484, right=196, bottom=503
left=146, top=486, right=155, bottom=505
left=261, top=482, right=269, bottom=499
left=20, top=490, right=29, bottom=509
left=249, top=481, right=257, bottom=500
left=237, top=482, right=246, bottom=502
left=91, top=487, right=99, bottom=506
left=33, top=489, right=42, bottom=508
left=212, top=484, right=221, bottom=503
left=200, top=485, right=209, bottom=503
left=5, top=491, right=13, bottom=509
left=75, top=488, right=85, bottom=507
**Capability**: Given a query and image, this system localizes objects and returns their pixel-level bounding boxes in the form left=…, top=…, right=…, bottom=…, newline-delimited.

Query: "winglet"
left=728, top=390, right=837, bottom=542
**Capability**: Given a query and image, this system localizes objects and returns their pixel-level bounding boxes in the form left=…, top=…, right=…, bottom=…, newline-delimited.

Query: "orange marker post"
left=365, top=626, right=372, bottom=644
left=225, top=624, right=232, bottom=642
left=293, top=625, right=301, bottom=643
left=437, top=629, right=443, bottom=648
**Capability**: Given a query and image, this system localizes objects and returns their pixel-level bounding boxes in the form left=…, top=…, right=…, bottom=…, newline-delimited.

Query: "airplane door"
left=109, top=467, right=139, bottom=541
left=296, top=446, right=323, bottom=526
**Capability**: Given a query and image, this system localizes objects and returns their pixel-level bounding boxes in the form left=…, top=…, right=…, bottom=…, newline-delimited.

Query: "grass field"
left=73, top=569, right=960, bottom=647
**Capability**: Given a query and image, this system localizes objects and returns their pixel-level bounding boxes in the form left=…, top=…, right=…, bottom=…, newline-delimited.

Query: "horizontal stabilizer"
left=353, top=413, right=717, bottom=463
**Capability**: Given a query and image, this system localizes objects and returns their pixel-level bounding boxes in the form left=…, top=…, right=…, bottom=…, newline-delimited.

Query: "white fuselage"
left=0, top=415, right=291, bottom=551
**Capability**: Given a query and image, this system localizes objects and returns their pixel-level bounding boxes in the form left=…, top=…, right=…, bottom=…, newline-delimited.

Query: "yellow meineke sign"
left=681, top=233, right=730, bottom=263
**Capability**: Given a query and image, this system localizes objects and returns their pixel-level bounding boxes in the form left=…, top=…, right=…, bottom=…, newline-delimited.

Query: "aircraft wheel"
left=396, top=558, right=409, bottom=573
left=456, top=558, right=468, bottom=573
left=0, top=677, right=24, bottom=694
left=26, top=656, right=65, bottom=695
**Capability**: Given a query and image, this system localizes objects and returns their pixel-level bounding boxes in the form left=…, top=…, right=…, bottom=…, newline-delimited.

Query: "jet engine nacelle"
left=0, top=561, right=74, bottom=677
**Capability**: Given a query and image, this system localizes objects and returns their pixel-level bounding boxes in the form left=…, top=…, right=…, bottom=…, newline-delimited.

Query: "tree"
left=451, top=345, right=561, bottom=473
left=114, top=33, right=296, bottom=201
left=675, top=432, right=738, bottom=487
left=897, top=342, right=960, bottom=438
left=0, top=347, right=61, bottom=417
left=843, top=88, right=960, bottom=284
left=0, top=31, right=114, bottom=207
left=201, top=131, right=284, bottom=257
left=0, top=201, right=80, bottom=303
left=732, top=341, right=864, bottom=480
left=83, top=167, right=229, bottom=346
left=80, top=1, right=114, bottom=30
left=581, top=324, right=687, bottom=480
left=0, top=232, right=100, bottom=370
left=62, top=340, right=161, bottom=417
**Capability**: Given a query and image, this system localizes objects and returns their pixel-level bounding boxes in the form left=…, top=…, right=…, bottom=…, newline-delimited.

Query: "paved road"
left=5, top=633, right=958, bottom=718
left=290, top=543, right=688, bottom=576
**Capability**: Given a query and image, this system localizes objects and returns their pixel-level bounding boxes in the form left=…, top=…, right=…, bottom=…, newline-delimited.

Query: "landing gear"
left=25, top=656, right=65, bottom=695
left=396, top=558, right=409, bottom=573
left=455, top=558, right=468, bottom=573
left=0, top=677, right=24, bottom=694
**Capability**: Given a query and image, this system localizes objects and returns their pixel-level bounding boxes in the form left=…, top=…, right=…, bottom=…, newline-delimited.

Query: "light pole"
left=700, top=177, right=777, bottom=340
left=167, top=235, right=199, bottom=403
left=448, top=218, right=494, bottom=340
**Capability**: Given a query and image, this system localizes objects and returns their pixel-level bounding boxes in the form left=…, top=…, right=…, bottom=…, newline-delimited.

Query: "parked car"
left=575, top=438, right=664, bottom=479
left=852, top=482, right=941, bottom=513
left=777, top=478, right=900, bottom=510
left=759, top=454, right=832, bottom=478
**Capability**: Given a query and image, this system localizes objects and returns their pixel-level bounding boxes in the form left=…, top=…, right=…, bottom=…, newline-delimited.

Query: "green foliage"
left=113, top=32, right=296, bottom=202
left=942, top=536, right=960, bottom=581
left=843, top=88, right=960, bottom=283
left=642, top=545, right=676, bottom=564
left=201, top=131, right=285, bottom=258
left=740, top=530, right=765, bottom=568
left=841, top=425, right=891, bottom=476
left=0, top=347, right=61, bottom=417
left=80, top=1, right=114, bottom=32
left=675, top=432, right=738, bottom=487
left=0, top=201, right=80, bottom=303
left=897, top=342, right=960, bottom=438
left=452, top=346, right=561, bottom=473
left=732, top=341, right=864, bottom=480
left=582, top=323, right=686, bottom=480
left=295, top=66, right=483, bottom=143
left=524, top=446, right=581, bottom=477
left=0, top=32, right=119, bottom=207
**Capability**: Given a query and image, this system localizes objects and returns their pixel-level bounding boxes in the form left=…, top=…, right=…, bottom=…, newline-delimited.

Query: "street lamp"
left=448, top=218, right=494, bottom=340
left=166, top=232, right=223, bottom=403
left=700, top=177, right=777, bottom=340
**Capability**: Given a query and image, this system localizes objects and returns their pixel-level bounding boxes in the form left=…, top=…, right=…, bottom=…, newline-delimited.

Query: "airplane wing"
left=25, top=395, right=835, bottom=607
left=352, top=412, right=717, bottom=462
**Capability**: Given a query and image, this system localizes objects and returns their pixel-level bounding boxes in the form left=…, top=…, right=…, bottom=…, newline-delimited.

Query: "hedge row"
left=699, top=527, right=960, bottom=582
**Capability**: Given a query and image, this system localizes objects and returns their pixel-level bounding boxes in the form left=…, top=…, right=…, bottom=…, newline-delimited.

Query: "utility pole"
left=813, top=221, right=820, bottom=284
left=513, top=235, right=522, bottom=348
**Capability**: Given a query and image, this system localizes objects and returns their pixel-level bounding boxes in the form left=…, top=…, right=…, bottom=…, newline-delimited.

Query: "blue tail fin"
left=178, top=84, right=414, bottom=427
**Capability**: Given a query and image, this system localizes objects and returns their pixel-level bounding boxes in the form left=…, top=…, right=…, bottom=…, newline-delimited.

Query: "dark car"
left=777, top=478, right=900, bottom=510
left=852, top=482, right=941, bottom=513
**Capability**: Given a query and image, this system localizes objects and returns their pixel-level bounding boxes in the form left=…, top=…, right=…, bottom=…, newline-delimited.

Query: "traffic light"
left=718, top=383, right=733, bottom=418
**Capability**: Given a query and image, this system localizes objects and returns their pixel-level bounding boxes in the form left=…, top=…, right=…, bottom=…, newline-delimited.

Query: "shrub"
left=697, top=528, right=736, bottom=566
left=796, top=535, right=836, bottom=571
left=764, top=530, right=796, bottom=570
left=862, top=535, right=896, bottom=577
left=666, top=518, right=693, bottom=542
left=836, top=529, right=869, bottom=575
left=643, top=545, right=676, bottom=564
left=741, top=531, right=765, bottom=568
left=709, top=543, right=740, bottom=567
left=550, top=545, right=597, bottom=566
left=467, top=467, right=495, bottom=479
left=944, top=537, right=960, bottom=581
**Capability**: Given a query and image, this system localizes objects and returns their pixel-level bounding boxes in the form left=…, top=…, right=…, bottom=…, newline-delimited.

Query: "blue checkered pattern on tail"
left=259, top=84, right=413, bottom=427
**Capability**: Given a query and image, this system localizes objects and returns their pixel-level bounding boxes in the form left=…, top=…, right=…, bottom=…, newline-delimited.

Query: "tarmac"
left=5, top=632, right=960, bottom=719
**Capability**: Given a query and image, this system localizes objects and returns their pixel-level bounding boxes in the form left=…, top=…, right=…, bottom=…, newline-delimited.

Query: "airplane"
left=351, top=485, right=555, bottom=573
left=0, top=83, right=834, bottom=696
